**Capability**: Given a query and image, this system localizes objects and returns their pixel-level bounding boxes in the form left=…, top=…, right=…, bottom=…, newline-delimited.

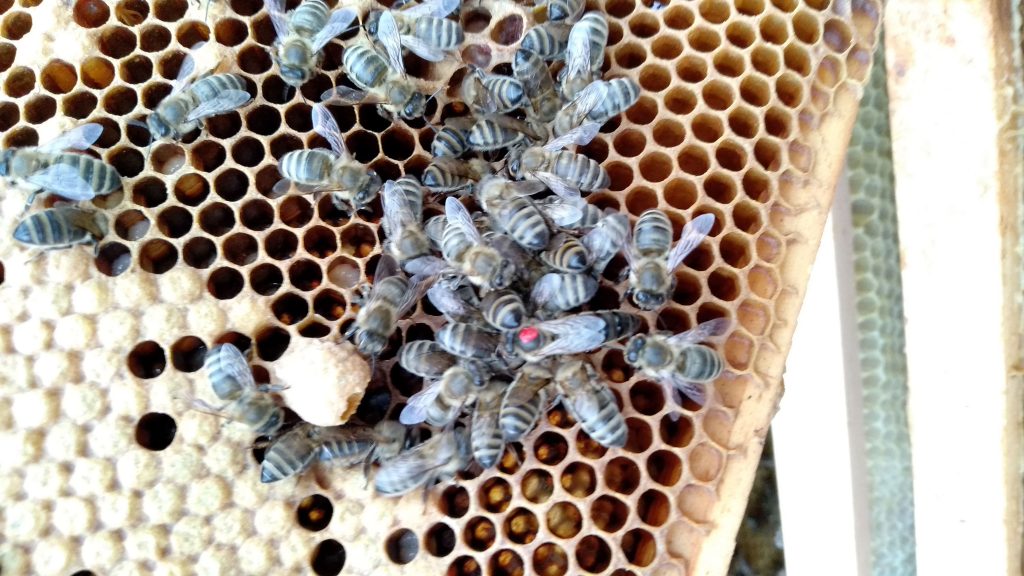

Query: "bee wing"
left=529, top=273, right=562, bottom=308
left=543, top=122, right=600, bottom=151
left=374, top=253, right=402, bottom=281
left=207, top=344, right=258, bottom=391
left=184, top=90, right=252, bottom=122
left=665, top=318, right=731, bottom=348
left=311, top=102, right=348, bottom=158
left=58, top=207, right=106, bottom=238
left=532, top=314, right=610, bottom=356
left=564, top=19, right=591, bottom=79
left=320, top=85, right=376, bottom=105
left=427, top=282, right=475, bottom=322
left=398, top=273, right=434, bottom=317
left=400, top=35, right=446, bottom=62
left=376, top=11, right=406, bottom=76
left=667, top=213, right=715, bottom=271
left=272, top=177, right=297, bottom=197
left=537, top=198, right=584, bottom=227
left=664, top=373, right=707, bottom=406
left=581, top=212, right=627, bottom=272
left=399, top=380, right=444, bottom=425
left=465, top=73, right=498, bottom=115
left=25, top=163, right=96, bottom=201
left=264, top=0, right=290, bottom=40
left=563, top=80, right=608, bottom=126
left=381, top=180, right=415, bottom=236
left=403, top=0, right=459, bottom=18
left=170, top=52, right=197, bottom=95
left=37, top=123, right=103, bottom=153
left=530, top=171, right=582, bottom=204
left=403, top=255, right=451, bottom=277
left=445, top=197, right=484, bottom=245
left=311, top=8, right=358, bottom=52
left=375, top=434, right=457, bottom=494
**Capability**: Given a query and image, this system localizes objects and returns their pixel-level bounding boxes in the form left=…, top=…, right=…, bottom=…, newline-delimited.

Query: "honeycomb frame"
left=0, top=0, right=881, bottom=574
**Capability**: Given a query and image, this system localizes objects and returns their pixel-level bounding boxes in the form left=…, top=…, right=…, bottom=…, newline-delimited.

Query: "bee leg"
left=21, top=189, right=42, bottom=216
left=255, top=383, right=288, bottom=393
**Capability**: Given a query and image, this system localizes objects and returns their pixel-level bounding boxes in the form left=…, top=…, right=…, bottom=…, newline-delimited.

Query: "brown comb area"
left=0, top=0, right=880, bottom=574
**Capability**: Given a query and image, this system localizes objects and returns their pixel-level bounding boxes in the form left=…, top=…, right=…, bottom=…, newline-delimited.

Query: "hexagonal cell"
left=447, top=555, right=481, bottom=576
left=214, top=168, right=249, bottom=202
left=191, top=141, right=226, bottom=172
left=521, top=468, right=554, bottom=504
left=591, top=494, right=629, bottom=534
left=637, top=489, right=670, bottom=527
left=665, top=86, right=696, bottom=115
left=3, top=65, right=33, bottom=97
left=647, top=449, right=683, bottom=488
left=576, top=427, right=608, bottom=460
left=0, top=42, right=13, bottom=74
left=660, top=413, right=694, bottom=448
left=128, top=340, right=166, bottom=379
left=621, top=527, right=657, bottom=567
left=702, top=79, right=735, bottom=111
left=61, top=91, right=97, bottom=120
left=310, top=538, right=346, bottom=576
left=339, top=223, right=377, bottom=257
left=138, top=238, right=177, bottom=274
left=114, top=209, right=151, bottom=241
left=677, top=145, right=710, bottom=176
left=639, top=64, right=670, bottom=92
left=533, top=430, right=568, bottom=465
left=604, top=456, right=641, bottom=495
left=135, top=412, right=176, bottom=450
left=503, top=507, right=539, bottom=545
left=489, top=549, right=525, bottom=576
left=98, top=25, right=137, bottom=58
left=223, top=232, right=258, bottom=266
left=477, top=475, right=511, bottom=513
left=425, top=522, right=456, bottom=558
left=198, top=202, right=236, bottom=236
left=679, top=484, right=717, bottom=524
left=576, top=535, right=612, bottom=573
left=624, top=417, right=654, bottom=454
left=532, top=543, right=569, bottom=576
left=639, top=151, right=672, bottom=183
left=546, top=501, right=582, bottom=539
left=250, top=263, right=284, bottom=296
left=463, top=515, right=496, bottom=552
left=600, top=348, right=634, bottom=383
left=1, top=10, right=30, bottom=41
left=140, top=23, right=171, bottom=52
left=651, top=35, right=681, bottom=60
left=625, top=187, right=658, bottom=216
left=207, top=112, right=243, bottom=139
left=95, top=241, right=131, bottom=276
left=560, top=461, right=596, bottom=497
left=437, top=483, right=469, bottom=519
left=384, top=528, right=418, bottom=565
left=296, top=494, right=333, bottom=532
left=705, top=172, right=738, bottom=205
left=183, top=236, right=217, bottom=269
left=207, top=266, right=244, bottom=300
left=170, top=335, right=207, bottom=373
left=73, top=0, right=111, bottom=27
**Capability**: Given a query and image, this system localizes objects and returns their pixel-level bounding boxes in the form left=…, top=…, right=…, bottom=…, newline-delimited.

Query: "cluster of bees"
left=2, top=0, right=730, bottom=496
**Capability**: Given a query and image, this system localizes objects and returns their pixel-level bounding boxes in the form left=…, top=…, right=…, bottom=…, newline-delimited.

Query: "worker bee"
left=425, top=279, right=486, bottom=324
left=580, top=211, right=629, bottom=275
left=550, top=77, right=638, bottom=137
left=429, top=117, right=476, bottom=158
left=559, top=12, right=609, bottom=101
left=553, top=357, right=626, bottom=448
left=146, top=51, right=252, bottom=141
left=365, top=0, right=463, bottom=59
left=534, top=196, right=595, bottom=229
left=540, top=234, right=590, bottom=273
left=323, top=27, right=427, bottom=121
left=382, top=177, right=430, bottom=265
left=1, top=123, right=121, bottom=210
left=261, top=423, right=378, bottom=483
left=542, top=0, right=584, bottom=23
left=531, top=272, right=599, bottom=316
left=195, top=343, right=285, bottom=436
left=374, top=425, right=472, bottom=498
left=480, top=289, right=526, bottom=332
left=422, top=157, right=491, bottom=193
left=398, top=340, right=458, bottom=379
left=468, top=115, right=540, bottom=153
left=437, top=322, right=501, bottom=361
left=461, top=67, right=528, bottom=115
left=265, top=0, right=358, bottom=88
left=13, top=206, right=108, bottom=256
left=275, top=103, right=382, bottom=213
left=624, top=318, right=730, bottom=406
left=399, top=364, right=482, bottom=426
left=625, top=210, right=715, bottom=311
left=505, top=311, right=641, bottom=362
left=408, top=197, right=518, bottom=291
left=507, top=122, right=608, bottom=200
left=521, top=22, right=569, bottom=61
left=474, top=175, right=551, bottom=251
left=346, top=255, right=429, bottom=356
left=499, top=362, right=554, bottom=442
left=470, top=377, right=507, bottom=468
left=514, top=48, right=560, bottom=124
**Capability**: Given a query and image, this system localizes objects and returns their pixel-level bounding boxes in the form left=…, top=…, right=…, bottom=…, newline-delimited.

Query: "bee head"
left=146, top=114, right=172, bottom=140
left=491, top=257, right=516, bottom=289
left=624, top=335, right=645, bottom=364
left=355, top=171, right=383, bottom=207
left=356, top=331, right=388, bottom=357
left=632, top=289, right=666, bottom=310
left=364, top=10, right=382, bottom=35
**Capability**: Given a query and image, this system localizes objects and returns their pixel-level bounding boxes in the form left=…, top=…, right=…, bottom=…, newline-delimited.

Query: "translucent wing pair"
left=624, top=212, right=716, bottom=272
left=520, top=313, right=615, bottom=358
left=23, top=123, right=103, bottom=201
left=171, top=47, right=251, bottom=123
left=377, top=0, right=457, bottom=66
left=265, top=0, right=357, bottom=53
left=519, top=122, right=601, bottom=203
left=660, top=317, right=731, bottom=405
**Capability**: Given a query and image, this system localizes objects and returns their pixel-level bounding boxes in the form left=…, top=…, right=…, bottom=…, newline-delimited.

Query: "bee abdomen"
left=593, top=311, right=642, bottom=342
left=678, top=345, right=724, bottom=382
left=13, top=209, right=88, bottom=247
left=481, top=76, right=526, bottom=112
left=634, top=209, right=673, bottom=255
left=344, top=44, right=389, bottom=90
left=261, top=434, right=317, bottom=483
left=469, top=119, right=525, bottom=152
left=522, top=26, right=567, bottom=60
left=500, top=386, right=550, bottom=441
left=481, top=290, right=526, bottom=331
left=437, top=323, right=499, bottom=360
left=190, top=73, right=248, bottom=101
left=547, top=0, right=584, bottom=22
left=542, top=238, right=589, bottom=272
left=414, top=18, right=464, bottom=49
left=320, top=437, right=375, bottom=465
left=579, top=389, right=627, bottom=448
left=498, top=197, right=549, bottom=250
left=279, top=149, right=334, bottom=185
left=431, top=127, right=470, bottom=158
left=589, top=78, right=641, bottom=124
left=52, top=153, right=121, bottom=196
left=471, top=426, right=504, bottom=468
left=551, top=151, right=608, bottom=192
left=399, top=340, right=457, bottom=378
left=291, top=0, right=331, bottom=36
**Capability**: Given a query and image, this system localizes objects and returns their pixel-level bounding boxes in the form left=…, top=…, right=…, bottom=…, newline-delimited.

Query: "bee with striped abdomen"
left=324, top=32, right=427, bottom=121
left=146, top=50, right=252, bottom=141
left=505, top=311, right=641, bottom=363
left=522, top=22, right=569, bottom=61
left=461, top=66, right=528, bottom=115
left=540, top=234, right=590, bottom=273
left=265, top=0, right=357, bottom=88
left=374, top=425, right=472, bottom=498
left=542, top=0, right=584, bottom=23
left=346, top=255, right=429, bottom=357
left=474, top=175, right=551, bottom=251
left=553, top=357, right=626, bottom=448
left=261, top=423, right=379, bottom=483
left=530, top=271, right=599, bottom=316
left=382, top=177, right=430, bottom=266
left=399, top=364, right=482, bottom=426
left=507, top=122, right=608, bottom=200
left=580, top=211, right=629, bottom=275
left=365, top=0, right=463, bottom=60
left=499, top=362, right=554, bottom=442
left=625, top=210, right=715, bottom=311
left=276, top=103, right=382, bottom=213
left=480, top=289, right=526, bottom=332
left=514, top=48, right=561, bottom=124
left=471, top=377, right=507, bottom=468
left=422, top=157, right=492, bottom=193
left=195, top=343, right=286, bottom=436
left=436, top=322, right=501, bottom=361
left=398, top=340, right=459, bottom=380
left=559, top=12, right=609, bottom=101
left=1, top=123, right=121, bottom=209
left=624, top=318, right=730, bottom=407
left=13, top=206, right=108, bottom=256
